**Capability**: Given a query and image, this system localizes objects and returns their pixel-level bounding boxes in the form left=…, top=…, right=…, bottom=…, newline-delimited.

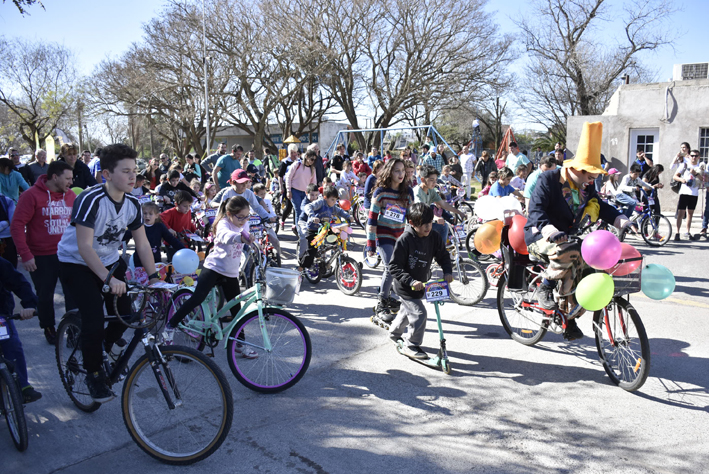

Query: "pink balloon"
left=581, top=230, right=622, bottom=270
left=608, top=243, right=642, bottom=276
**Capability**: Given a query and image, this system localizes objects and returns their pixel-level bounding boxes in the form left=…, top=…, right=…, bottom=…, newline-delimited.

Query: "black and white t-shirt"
left=58, top=185, right=143, bottom=266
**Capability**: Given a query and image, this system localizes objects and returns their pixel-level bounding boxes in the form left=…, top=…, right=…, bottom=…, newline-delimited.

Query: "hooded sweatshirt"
left=389, top=225, right=452, bottom=300
left=10, top=174, right=76, bottom=262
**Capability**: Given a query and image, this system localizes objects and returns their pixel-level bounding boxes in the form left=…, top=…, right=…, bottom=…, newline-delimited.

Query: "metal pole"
left=203, top=0, right=210, bottom=158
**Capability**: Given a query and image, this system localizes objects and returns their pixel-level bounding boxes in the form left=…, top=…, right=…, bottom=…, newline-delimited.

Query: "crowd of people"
left=0, top=126, right=706, bottom=403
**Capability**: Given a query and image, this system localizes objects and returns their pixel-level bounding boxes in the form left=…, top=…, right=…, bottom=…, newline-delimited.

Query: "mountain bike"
left=298, top=219, right=363, bottom=295
left=167, top=241, right=311, bottom=393
left=495, top=215, right=650, bottom=391
left=55, top=268, right=233, bottom=464
left=0, top=314, right=29, bottom=452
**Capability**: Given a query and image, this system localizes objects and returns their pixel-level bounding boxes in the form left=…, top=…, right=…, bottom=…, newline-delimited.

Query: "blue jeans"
left=0, top=318, right=29, bottom=389
left=378, top=242, right=395, bottom=299
left=291, top=189, right=306, bottom=223
left=702, top=190, right=709, bottom=230
left=432, top=221, right=449, bottom=244
left=615, top=193, right=637, bottom=218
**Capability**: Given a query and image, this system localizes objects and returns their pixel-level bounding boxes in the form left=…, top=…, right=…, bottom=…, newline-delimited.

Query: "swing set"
left=324, top=125, right=457, bottom=159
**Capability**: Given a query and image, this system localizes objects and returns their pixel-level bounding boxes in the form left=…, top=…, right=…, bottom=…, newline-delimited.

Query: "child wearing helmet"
left=297, top=185, right=352, bottom=272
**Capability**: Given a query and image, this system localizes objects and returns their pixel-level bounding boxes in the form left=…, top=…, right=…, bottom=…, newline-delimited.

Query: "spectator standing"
left=673, top=150, right=706, bottom=241
left=57, top=143, right=97, bottom=189
left=81, top=150, right=92, bottom=165
left=88, top=147, right=104, bottom=183
left=474, top=150, right=497, bottom=187
left=10, top=160, right=77, bottom=344
left=213, top=145, right=244, bottom=191
left=367, top=146, right=382, bottom=167
left=0, top=158, right=29, bottom=201
left=202, top=142, right=227, bottom=171
left=505, top=142, right=532, bottom=174
left=458, top=145, right=476, bottom=197
left=286, top=150, right=317, bottom=224
left=0, top=192, right=16, bottom=268
left=422, top=149, right=445, bottom=173
left=27, top=149, right=49, bottom=184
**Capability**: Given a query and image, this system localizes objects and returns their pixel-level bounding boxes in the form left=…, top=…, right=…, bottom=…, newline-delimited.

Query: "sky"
left=1, top=0, right=707, bottom=131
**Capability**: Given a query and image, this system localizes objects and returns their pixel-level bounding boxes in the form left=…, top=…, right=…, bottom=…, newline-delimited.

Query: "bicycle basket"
left=611, top=260, right=643, bottom=296
left=264, top=267, right=302, bottom=305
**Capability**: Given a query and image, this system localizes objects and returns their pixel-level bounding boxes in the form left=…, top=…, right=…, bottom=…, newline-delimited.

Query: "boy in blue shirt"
left=490, top=166, right=524, bottom=200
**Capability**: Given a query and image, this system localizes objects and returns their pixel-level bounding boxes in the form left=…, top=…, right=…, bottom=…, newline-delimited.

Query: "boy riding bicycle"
left=58, top=144, right=160, bottom=403
left=524, top=122, right=630, bottom=341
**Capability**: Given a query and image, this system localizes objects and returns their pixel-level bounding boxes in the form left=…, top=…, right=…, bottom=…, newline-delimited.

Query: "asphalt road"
left=4, top=222, right=709, bottom=474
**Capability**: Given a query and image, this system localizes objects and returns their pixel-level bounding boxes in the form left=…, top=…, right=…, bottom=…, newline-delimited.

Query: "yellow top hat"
left=563, top=121, right=607, bottom=175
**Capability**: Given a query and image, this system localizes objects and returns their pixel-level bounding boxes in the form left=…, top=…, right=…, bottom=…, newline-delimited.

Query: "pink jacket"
left=286, top=161, right=317, bottom=193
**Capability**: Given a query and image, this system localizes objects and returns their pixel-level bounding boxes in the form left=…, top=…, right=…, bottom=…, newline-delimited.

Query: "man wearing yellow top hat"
left=524, top=122, right=630, bottom=341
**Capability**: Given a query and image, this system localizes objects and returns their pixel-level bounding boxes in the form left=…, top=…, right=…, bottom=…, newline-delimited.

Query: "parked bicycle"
left=168, top=241, right=312, bottom=393
left=495, top=215, right=650, bottom=391
left=55, top=267, right=234, bottom=464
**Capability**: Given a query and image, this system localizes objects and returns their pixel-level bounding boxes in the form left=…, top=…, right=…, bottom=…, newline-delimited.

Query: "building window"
left=635, top=135, right=655, bottom=162
left=682, top=63, right=708, bottom=80
left=700, top=128, right=709, bottom=163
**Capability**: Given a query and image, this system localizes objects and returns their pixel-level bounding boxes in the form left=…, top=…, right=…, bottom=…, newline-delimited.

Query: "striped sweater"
left=366, top=186, right=414, bottom=251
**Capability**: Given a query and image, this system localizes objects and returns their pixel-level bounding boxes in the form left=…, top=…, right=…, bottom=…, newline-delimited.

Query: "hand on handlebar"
left=411, top=280, right=425, bottom=291
left=19, top=308, right=36, bottom=320
left=312, top=217, right=321, bottom=224
left=109, top=277, right=127, bottom=296
left=443, top=274, right=453, bottom=284
left=548, top=231, right=568, bottom=244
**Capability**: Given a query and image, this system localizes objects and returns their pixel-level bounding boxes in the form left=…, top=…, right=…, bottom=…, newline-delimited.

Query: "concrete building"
left=212, top=119, right=349, bottom=153
left=567, top=63, right=709, bottom=212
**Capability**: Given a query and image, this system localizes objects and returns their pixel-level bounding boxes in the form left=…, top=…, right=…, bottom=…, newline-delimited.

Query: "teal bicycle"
left=167, top=242, right=311, bottom=393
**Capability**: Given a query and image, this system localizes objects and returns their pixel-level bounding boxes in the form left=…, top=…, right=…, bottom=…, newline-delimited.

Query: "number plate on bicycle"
left=356, top=186, right=364, bottom=196
left=425, top=280, right=450, bottom=302
left=205, top=209, right=217, bottom=218
left=0, top=316, right=9, bottom=340
left=137, top=195, right=152, bottom=204
left=648, top=197, right=655, bottom=205
left=454, top=224, right=466, bottom=239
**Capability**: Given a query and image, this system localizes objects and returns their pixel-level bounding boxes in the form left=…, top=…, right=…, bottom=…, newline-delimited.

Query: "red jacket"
left=353, top=160, right=371, bottom=177
left=10, top=175, right=76, bottom=262
left=160, top=207, right=196, bottom=234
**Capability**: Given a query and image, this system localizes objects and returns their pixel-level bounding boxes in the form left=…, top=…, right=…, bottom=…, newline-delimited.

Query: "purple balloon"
left=581, top=230, right=622, bottom=270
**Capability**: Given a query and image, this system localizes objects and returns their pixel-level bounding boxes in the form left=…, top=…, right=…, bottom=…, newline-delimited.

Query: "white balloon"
left=172, top=249, right=200, bottom=275
left=497, top=196, right=523, bottom=218
left=474, top=195, right=500, bottom=222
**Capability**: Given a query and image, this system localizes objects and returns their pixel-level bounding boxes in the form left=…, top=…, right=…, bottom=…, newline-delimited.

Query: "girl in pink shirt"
left=163, top=196, right=257, bottom=358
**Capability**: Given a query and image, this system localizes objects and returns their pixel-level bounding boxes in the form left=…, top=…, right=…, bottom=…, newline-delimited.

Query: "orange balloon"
left=509, top=215, right=529, bottom=255
left=474, top=220, right=503, bottom=254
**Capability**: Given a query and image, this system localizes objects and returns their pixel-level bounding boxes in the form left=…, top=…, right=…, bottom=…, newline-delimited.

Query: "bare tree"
left=516, top=0, right=677, bottom=140
left=0, top=38, right=78, bottom=151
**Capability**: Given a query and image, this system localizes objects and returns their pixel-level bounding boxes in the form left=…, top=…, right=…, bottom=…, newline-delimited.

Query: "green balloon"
left=71, top=187, right=83, bottom=195
left=576, top=273, right=614, bottom=311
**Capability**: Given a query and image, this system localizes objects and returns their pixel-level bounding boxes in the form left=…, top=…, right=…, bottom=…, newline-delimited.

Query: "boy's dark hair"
left=629, top=163, right=643, bottom=174
left=93, top=147, right=103, bottom=157
left=174, top=190, right=193, bottom=205
left=82, top=150, right=91, bottom=155
left=422, top=144, right=430, bottom=151
left=100, top=144, right=137, bottom=173
left=231, top=144, right=243, bottom=152
left=168, top=170, right=181, bottom=180
left=509, top=141, right=518, bottom=148
left=516, top=164, right=527, bottom=175
left=136, top=174, right=146, bottom=181
left=0, top=158, right=12, bottom=172
left=253, top=183, right=266, bottom=194
left=408, top=202, right=434, bottom=227
left=540, top=155, right=556, bottom=167
left=498, top=167, right=513, bottom=179
left=323, top=185, right=339, bottom=199
left=306, top=183, right=319, bottom=193
left=47, top=160, right=73, bottom=180
left=420, top=164, right=439, bottom=179
left=99, top=143, right=138, bottom=173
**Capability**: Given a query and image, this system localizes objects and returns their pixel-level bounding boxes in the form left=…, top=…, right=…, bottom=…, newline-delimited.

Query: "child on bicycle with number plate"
left=296, top=184, right=320, bottom=259
left=0, top=256, right=41, bottom=403
left=388, top=203, right=452, bottom=360
left=57, top=144, right=161, bottom=403
left=163, top=196, right=258, bottom=359
left=297, top=186, right=352, bottom=272
left=253, top=183, right=282, bottom=256
left=525, top=122, right=630, bottom=341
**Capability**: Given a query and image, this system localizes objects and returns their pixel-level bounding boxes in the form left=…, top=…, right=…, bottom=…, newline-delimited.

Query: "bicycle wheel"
left=122, top=345, right=233, bottom=465
left=448, top=258, right=489, bottom=306
left=167, top=289, right=206, bottom=351
left=497, top=275, right=548, bottom=345
left=226, top=308, right=312, bottom=393
left=336, top=255, right=362, bottom=295
left=640, top=213, right=672, bottom=247
left=457, top=201, right=474, bottom=223
left=593, top=297, right=650, bottom=391
left=357, top=202, right=368, bottom=230
left=302, top=260, right=321, bottom=284
left=55, top=312, right=101, bottom=413
left=362, top=246, right=381, bottom=269
left=0, top=366, right=28, bottom=451
left=465, top=227, right=492, bottom=262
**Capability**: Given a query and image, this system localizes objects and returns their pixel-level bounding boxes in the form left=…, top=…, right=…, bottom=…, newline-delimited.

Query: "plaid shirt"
left=423, top=153, right=445, bottom=173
